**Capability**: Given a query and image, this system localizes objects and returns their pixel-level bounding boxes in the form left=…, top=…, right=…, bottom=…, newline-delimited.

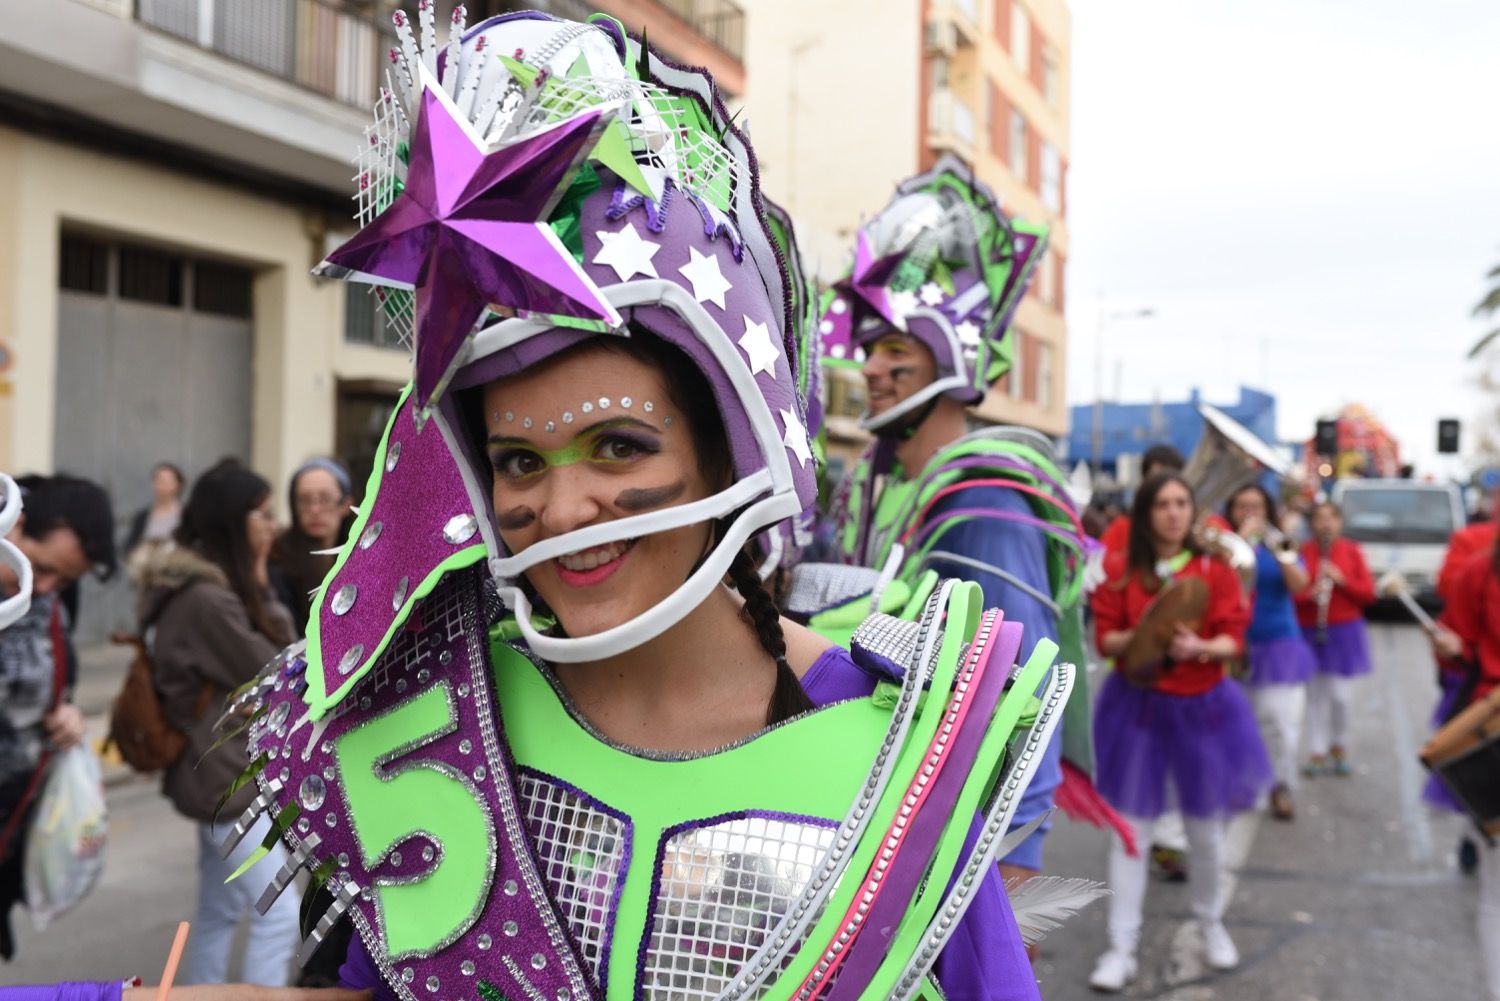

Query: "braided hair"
left=728, top=547, right=815, bottom=725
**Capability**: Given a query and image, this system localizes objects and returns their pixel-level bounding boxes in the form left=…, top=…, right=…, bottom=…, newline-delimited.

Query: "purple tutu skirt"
left=1422, top=673, right=1468, bottom=811
left=1092, top=673, right=1273, bottom=819
left=1244, top=633, right=1318, bottom=686
left=1302, top=620, right=1372, bottom=678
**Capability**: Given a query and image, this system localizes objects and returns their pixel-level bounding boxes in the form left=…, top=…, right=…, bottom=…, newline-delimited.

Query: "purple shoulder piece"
left=0, top=984, right=124, bottom=1001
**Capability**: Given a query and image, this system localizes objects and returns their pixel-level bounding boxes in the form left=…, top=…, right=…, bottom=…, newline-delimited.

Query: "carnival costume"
left=220, top=8, right=1069, bottom=1001
left=1294, top=535, right=1375, bottom=772
left=1241, top=543, right=1317, bottom=802
left=809, top=157, right=1117, bottom=866
left=1088, top=548, right=1271, bottom=989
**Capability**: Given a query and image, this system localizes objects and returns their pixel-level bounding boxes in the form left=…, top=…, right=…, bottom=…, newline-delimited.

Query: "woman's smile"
left=554, top=538, right=637, bottom=587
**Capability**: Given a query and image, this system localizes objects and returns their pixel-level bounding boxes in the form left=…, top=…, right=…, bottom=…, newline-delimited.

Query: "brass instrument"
left=1312, top=535, right=1334, bottom=644
left=1194, top=521, right=1256, bottom=577
left=1183, top=403, right=1293, bottom=515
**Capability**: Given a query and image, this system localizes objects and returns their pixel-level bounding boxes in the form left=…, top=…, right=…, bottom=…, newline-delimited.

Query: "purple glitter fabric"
left=1244, top=633, right=1318, bottom=687
left=1302, top=620, right=1372, bottom=678
left=1092, top=672, right=1272, bottom=819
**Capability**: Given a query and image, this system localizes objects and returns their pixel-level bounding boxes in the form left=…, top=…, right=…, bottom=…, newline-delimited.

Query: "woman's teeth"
left=557, top=539, right=633, bottom=572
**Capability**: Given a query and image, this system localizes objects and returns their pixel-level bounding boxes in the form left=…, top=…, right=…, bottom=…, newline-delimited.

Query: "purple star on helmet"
left=738, top=317, right=780, bottom=377
left=678, top=246, right=733, bottom=309
left=780, top=407, right=812, bottom=468
left=316, top=67, right=621, bottom=415
left=841, top=229, right=909, bottom=329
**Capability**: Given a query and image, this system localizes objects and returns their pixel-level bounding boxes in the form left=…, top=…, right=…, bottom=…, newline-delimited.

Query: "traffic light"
left=1438, top=418, right=1461, bottom=454
left=1314, top=419, right=1339, bottom=456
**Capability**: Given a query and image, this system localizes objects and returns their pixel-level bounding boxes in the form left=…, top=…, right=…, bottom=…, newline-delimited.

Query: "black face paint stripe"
left=889, top=366, right=917, bottom=380
left=615, top=481, right=687, bottom=512
left=497, top=506, right=536, bottom=530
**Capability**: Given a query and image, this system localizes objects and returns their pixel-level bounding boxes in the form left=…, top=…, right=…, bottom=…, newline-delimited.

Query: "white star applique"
left=955, top=320, right=983, bottom=348
left=780, top=407, right=812, bottom=467
left=888, top=289, right=918, bottom=324
left=738, top=317, right=780, bottom=377
left=592, top=222, right=660, bottom=282
left=920, top=282, right=946, bottom=306
left=678, top=246, right=733, bottom=309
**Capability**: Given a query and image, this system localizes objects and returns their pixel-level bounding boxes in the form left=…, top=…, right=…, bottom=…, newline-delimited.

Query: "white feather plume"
left=1004, top=875, right=1110, bottom=946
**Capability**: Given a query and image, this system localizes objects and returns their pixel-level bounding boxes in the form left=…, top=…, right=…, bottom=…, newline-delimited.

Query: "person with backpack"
left=135, top=462, right=299, bottom=984
left=0, top=474, right=116, bottom=961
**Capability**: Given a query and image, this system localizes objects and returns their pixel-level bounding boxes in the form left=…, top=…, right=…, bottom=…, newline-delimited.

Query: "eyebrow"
left=486, top=415, right=659, bottom=447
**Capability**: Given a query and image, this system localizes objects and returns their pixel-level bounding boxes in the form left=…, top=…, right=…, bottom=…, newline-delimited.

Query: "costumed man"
left=814, top=156, right=1125, bottom=886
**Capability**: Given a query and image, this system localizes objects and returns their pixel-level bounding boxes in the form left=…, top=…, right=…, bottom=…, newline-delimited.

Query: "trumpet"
left=1194, top=521, right=1256, bottom=577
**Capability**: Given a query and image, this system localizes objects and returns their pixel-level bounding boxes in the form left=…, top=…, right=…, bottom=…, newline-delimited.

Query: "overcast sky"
left=1064, top=0, right=1500, bottom=474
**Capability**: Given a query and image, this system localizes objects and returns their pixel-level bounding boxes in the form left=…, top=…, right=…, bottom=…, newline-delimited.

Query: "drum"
left=1421, top=684, right=1500, bottom=839
left=1119, top=577, right=1210, bottom=689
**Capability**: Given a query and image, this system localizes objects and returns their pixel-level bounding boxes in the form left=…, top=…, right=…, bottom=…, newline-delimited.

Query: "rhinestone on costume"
left=598, top=397, right=610, bottom=409
left=504, top=879, right=518, bottom=896
left=531, top=954, right=546, bottom=970
left=393, top=575, right=410, bottom=610
left=337, top=644, right=365, bottom=676
left=323, top=766, right=335, bottom=781
left=621, top=397, right=632, bottom=408
left=581, top=401, right=593, bottom=414
left=558, top=991, right=571, bottom=1001
left=391, top=851, right=403, bottom=866
left=422, top=845, right=436, bottom=863
left=359, top=521, right=383, bottom=549
left=325, top=812, right=338, bottom=828
left=395, top=678, right=407, bottom=693
left=299, top=775, right=327, bottom=811
left=402, top=968, right=414, bottom=983
left=474, top=765, right=487, bottom=781
left=444, top=513, right=478, bottom=544
left=268, top=702, right=291, bottom=730
left=331, top=584, right=358, bottom=616
left=385, top=442, right=402, bottom=472
left=439, top=649, right=453, bottom=666
left=459, top=738, right=473, bottom=754
left=425, top=975, right=439, bottom=993
left=461, top=961, right=476, bottom=976
left=562, top=411, right=574, bottom=424
left=338, top=852, right=350, bottom=867
left=457, top=683, right=470, bottom=697
left=278, top=766, right=290, bottom=783
left=418, top=668, right=432, bottom=684
left=477, top=934, right=493, bottom=950
left=297, top=818, right=311, bottom=834
left=503, top=920, right=519, bottom=937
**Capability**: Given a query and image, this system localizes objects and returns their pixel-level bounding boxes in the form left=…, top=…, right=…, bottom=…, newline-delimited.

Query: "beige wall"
left=743, top=0, right=922, bottom=278
left=0, top=127, right=408, bottom=507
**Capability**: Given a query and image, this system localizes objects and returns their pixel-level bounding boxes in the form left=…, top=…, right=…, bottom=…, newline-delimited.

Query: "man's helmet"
left=818, top=154, right=1049, bottom=432
left=316, top=7, right=815, bottom=664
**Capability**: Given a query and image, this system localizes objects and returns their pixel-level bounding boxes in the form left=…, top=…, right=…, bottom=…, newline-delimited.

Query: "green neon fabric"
left=337, top=683, right=493, bottom=958
left=491, top=638, right=892, bottom=999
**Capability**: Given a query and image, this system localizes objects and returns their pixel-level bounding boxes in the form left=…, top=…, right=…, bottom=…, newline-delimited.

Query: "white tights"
left=1251, top=683, right=1306, bottom=789
left=1305, top=673, right=1352, bottom=757
left=1106, top=812, right=1228, bottom=953
left=1482, top=840, right=1500, bottom=1001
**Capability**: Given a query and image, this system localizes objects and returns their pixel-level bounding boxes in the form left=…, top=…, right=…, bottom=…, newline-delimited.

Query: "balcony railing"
left=927, top=88, right=976, bottom=149
left=653, top=0, right=745, bottom=62
left=137, top=0, right=389, bottom=108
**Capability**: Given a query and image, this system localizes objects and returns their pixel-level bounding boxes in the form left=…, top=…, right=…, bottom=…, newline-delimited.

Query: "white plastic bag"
left=23, top=745, right=108, bottom=929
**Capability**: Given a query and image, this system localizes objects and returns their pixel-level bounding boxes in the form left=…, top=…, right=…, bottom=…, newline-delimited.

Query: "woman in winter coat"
left=136, top=462, right=299, bottom=985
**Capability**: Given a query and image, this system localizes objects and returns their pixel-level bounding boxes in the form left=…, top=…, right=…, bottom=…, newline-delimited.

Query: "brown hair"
left=1124, top=472, right=1200, bottom=590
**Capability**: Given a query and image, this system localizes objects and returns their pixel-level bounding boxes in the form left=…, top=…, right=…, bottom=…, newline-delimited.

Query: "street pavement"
left=4, top=622, right=1488, bottom=998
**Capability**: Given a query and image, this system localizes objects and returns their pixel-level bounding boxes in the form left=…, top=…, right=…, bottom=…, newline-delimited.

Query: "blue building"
left=1065, top=386, right=1279, bottom=481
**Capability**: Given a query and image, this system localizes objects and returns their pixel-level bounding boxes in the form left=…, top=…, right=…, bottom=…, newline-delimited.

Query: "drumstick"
left=155, top=921, right=190, bottom=1001
left=1376, top=572, right=1440, bottom=632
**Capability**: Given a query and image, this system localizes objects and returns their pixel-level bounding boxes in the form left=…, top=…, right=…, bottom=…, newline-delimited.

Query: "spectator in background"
left=123, top=461, right=184, bottom=567
left=270, top=458, right=353, bottom=635
left=136, top=462, right=299, bottom=984
left=0, top=474, right=116, bottom=960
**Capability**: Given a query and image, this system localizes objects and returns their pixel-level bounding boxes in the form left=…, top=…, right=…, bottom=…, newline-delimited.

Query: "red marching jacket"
left=1294, top=537, right=1376, bottom=628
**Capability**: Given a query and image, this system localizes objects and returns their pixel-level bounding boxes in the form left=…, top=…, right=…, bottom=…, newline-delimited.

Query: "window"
left=1037, top=341, right=1054, bottom=409
left=1010, top=3, right=1031, bottom=76
left=1040, top=141, right=1061, bottom=212
left=345, top=284, right=404, bottom=349
left=1042, top=45, right=1060, bottom=105
left=193, top=260, right=253, bottom=318
left=59, top=234, right=108, bottom=295
left=1009, top=111, right=1028, bottom=183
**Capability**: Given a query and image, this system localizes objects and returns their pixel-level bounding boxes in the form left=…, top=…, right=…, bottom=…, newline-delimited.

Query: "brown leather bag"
left=105, top=633, right=210, bottom=773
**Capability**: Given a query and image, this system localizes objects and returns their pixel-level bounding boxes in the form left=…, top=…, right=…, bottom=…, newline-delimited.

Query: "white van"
left=1330, top=479, right=1465, bottom=608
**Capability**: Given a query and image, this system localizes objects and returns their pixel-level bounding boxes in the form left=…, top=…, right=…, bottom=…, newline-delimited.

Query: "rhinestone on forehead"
left=562, top=411, right=574, bottom=424
left=581, top=402, right=594, bottom=414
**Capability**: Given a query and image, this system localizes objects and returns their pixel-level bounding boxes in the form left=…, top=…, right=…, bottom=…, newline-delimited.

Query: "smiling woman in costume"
left=221, top=8, right=1066, bottom=1001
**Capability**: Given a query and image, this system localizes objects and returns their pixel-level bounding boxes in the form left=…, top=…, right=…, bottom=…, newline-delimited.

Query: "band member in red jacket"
left=1087, top=473, right=1271, bottom=992
left=1294, top=502, right=1376, bottom=776
left=1431, top=549, right=1500, bottom=1001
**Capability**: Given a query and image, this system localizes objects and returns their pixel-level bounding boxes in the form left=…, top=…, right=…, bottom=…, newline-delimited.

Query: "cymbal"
left=1120, top=576, right=1210, bottom=687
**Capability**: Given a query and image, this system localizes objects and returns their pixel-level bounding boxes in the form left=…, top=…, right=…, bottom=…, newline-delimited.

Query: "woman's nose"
left=536, top=466, right=605, bottom=536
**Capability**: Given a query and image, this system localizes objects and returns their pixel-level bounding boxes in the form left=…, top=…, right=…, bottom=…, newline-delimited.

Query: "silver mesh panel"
left=783, top=563, right=884, bottom=618
left=517, top=771, right=630, bottom=987
left=641, top=815, right=838, bottom=1001
left=851, top=613, right=922, bottom=667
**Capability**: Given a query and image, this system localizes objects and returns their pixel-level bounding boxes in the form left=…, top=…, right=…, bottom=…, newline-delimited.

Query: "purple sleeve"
left=0, top=984, right=123, bottom=1001
left=341, top=933, right=398, bottom=1001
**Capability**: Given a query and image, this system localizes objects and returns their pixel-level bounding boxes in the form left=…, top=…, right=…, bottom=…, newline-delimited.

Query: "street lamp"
left=1091, top=304, right=1154, bottom=476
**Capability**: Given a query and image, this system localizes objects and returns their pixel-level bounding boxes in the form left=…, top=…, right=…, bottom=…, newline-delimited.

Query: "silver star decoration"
left=780, top=407, right=812, bottom=467
left=678, top=246, right=733, bottom=309
left=888, top=289, right=918, bottom=325
left=592, top=221, right=661, bottom=282
left=738, top=317, right=780, bottom=377
left=955, top=320, right=983, bottom=348
left=920, top=282, right=946, bottom=306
